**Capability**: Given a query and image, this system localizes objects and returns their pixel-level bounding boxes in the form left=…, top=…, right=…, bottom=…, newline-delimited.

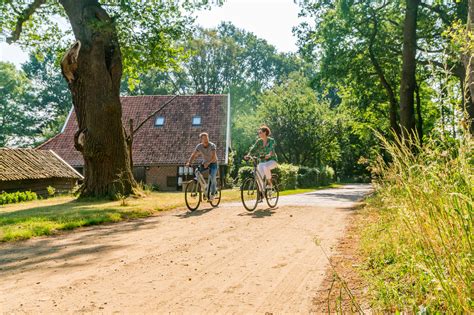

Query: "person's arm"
left=204, top=145, right=218, bottom=167
left=210, top=148, right=218, bottom=163
left=186, top=146, right=200, bottom=166
left=245, top=140, right=259, bottom=160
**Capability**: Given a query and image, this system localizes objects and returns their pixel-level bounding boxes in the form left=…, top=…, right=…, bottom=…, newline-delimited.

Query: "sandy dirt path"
left=0, top=184, right=371, bottom=314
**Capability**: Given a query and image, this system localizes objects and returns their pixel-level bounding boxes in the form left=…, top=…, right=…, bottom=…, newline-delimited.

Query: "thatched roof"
left=0, top=148, right=83, bottom=182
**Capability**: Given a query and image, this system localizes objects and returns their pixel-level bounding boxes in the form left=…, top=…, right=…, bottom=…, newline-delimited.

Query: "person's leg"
left=257, top=162, right=267, bottom=182
left=264, top=161, right=278, bottom=187
left=209, top=163, right=218, bottom=195
left=257, top=161, right=271, bottom=187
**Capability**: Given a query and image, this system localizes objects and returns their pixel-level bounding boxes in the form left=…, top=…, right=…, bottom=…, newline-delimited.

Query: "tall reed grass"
left=362, top=133, right=473, bottom=312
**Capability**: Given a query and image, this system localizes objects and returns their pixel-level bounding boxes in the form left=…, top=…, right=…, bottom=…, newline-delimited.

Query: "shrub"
left=238, top=163, right=335, bottom=190
left=297, top=166, right=320, bottom=188
left=237, top=166, right=254, bottom=184
left=0, top=191, right=38, bottom=205
left=274, top=163, right=299, bottom=190
left=319, top=165, right=335, bottom=185
left=46, top=186, right=56, bottom=196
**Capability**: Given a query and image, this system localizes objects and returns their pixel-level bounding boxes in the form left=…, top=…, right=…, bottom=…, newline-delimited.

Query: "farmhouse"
left=0, top=148, right=83, bottom=196
left=39, top=94, right=231, bottom=191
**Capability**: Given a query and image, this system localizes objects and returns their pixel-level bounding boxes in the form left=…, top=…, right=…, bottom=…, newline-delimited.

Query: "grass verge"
left=358, top=134, right=473, bottom=312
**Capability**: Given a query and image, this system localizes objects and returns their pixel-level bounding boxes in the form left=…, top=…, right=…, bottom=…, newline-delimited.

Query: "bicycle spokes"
left=241, top=178, right=259, bottom=211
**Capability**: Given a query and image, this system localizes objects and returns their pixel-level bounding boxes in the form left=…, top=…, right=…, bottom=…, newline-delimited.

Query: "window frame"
left=154, top=116, right=165, bottom=127
left=192, top=115, right=202, bottom=126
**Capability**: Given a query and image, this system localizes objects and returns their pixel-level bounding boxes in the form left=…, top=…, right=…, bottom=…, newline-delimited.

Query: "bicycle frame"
left=249, top=157, right=266, bottom=191
left=192, top=166, right=213, bottom=200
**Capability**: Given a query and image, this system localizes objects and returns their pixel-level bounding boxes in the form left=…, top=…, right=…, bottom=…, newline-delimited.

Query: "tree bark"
left=463, top=0, right=474, bottom=135
left=59, top=0, right=137, bottom=197
left=399, top=0, right=420, bottom=138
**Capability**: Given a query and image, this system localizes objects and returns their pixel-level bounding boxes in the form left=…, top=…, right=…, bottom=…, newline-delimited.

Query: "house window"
left=167, top=176, right=177, bottom=187
left=155, top=116, right=165, bottom=127
left=192, top=116, right=201, bottom=126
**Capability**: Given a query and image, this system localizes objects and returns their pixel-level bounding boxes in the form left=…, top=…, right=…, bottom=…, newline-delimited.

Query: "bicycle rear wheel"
left=185, top=180, right=201, bottom=211
left=241, top=178, right=259, bottom=211
left=265, top=176, right=279, bottom=208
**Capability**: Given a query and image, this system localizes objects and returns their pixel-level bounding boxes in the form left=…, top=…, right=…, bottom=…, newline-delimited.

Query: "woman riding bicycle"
left=244, top=125, right=278, bottom=189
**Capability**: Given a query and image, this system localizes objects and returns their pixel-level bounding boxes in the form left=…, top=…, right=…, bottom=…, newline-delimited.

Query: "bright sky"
left=0, top=0, right=303, bottom=67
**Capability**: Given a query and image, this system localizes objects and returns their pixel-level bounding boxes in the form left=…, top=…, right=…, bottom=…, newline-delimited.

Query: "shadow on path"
left=238, top=208, right=276, bottom=218
left=175, top=206, right=217, bottom=219
left=0, top=218, right=158, bottom=273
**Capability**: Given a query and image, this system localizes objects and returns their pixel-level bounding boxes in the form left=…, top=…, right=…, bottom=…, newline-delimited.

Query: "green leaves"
left=0, top=62, right=40, bottom=146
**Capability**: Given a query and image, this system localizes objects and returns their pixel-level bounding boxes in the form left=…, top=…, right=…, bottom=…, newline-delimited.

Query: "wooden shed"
left=0, top=148, right=83, bottom=197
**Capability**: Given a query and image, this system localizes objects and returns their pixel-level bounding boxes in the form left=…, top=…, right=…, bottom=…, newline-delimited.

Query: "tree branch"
left=7, top=0, right=46, bottom=43
left=418, top=59, right=465, bottom=79
left=419, top=2, right=451, bottom=25
left=132, top=95, right=179, bottom=136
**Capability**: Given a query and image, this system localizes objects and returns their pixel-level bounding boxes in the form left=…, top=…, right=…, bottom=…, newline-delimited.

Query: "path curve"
left=0, top=184, right=371, bottom=313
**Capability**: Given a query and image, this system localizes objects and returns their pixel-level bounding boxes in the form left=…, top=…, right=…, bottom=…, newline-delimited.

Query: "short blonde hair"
left=199, top=132, right=209, bottom=139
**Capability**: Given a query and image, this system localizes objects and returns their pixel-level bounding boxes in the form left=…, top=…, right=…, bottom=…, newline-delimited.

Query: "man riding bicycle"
left=186, top=132, right=218, bottom=201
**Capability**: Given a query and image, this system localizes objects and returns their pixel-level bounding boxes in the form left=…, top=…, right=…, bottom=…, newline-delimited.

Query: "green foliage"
left=46, top=186, right=56, bottom=197
left=22, top=52, right=72, bottom=136
left=238, top=162, right=335, bottom=190
left=273, top=164, right=299, bottom=190
left=297, top=166, right=320, bottom=188
left=0, top=191, right=38, bottom=206
left=241, top=73, right=351, bottom=172
left=295, top=0, right=468, bottom=145
left=0, top=1, right=217, bottom=84
left=0, top=62, right=42, bottom=146
left=362, top=134, right=473, bottom=312
left=319, top=165, right=335, bottom=185
left=237, top=166, right=253, bottom=185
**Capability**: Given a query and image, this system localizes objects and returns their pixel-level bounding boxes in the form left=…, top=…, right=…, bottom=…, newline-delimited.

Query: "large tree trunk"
left=399, top=0, right=420, bottom=138
left=463, top=0, right=474, bottom=135
left=59, top=0, right=137, bottom=197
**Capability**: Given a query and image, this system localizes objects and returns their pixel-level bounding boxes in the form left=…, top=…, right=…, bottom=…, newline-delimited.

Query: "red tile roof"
left=0, top=148, right=83, bottom=181
left=38, top=95, right=230, bottom=167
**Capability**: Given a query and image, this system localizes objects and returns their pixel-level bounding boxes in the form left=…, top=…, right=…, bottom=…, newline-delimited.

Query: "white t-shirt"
left=195, top=142, right=217, bottom=164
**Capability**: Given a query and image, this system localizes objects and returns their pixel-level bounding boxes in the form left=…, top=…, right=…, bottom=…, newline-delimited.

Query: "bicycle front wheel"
left=209, top=182, right=222, bottom=208
left=265, top=176, right=279, bottom=208
left=241, top=178, right=259, bottom=211
left=185, top=181, right=201, bottom=211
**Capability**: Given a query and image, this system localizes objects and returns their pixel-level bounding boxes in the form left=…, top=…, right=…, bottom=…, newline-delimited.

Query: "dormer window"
left=155, top=116, right=165, bottom=127
left=192, top=116, right=201, bottom=126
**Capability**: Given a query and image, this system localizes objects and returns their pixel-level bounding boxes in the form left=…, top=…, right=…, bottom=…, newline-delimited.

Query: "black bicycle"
left=240, top=156, right=279, bottom=211
left=184, top=164, right=221, bottom=211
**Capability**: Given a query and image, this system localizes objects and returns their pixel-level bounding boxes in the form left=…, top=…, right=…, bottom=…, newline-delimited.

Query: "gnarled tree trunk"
left=399, top=0, right=420, bottom=138
left=59, top=0, right=137, bottom=197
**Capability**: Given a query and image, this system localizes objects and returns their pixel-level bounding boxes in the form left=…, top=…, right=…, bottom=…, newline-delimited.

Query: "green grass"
left=0, top=185, right=339, bottom=242
left=359, top=134, right=473, bottom=312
